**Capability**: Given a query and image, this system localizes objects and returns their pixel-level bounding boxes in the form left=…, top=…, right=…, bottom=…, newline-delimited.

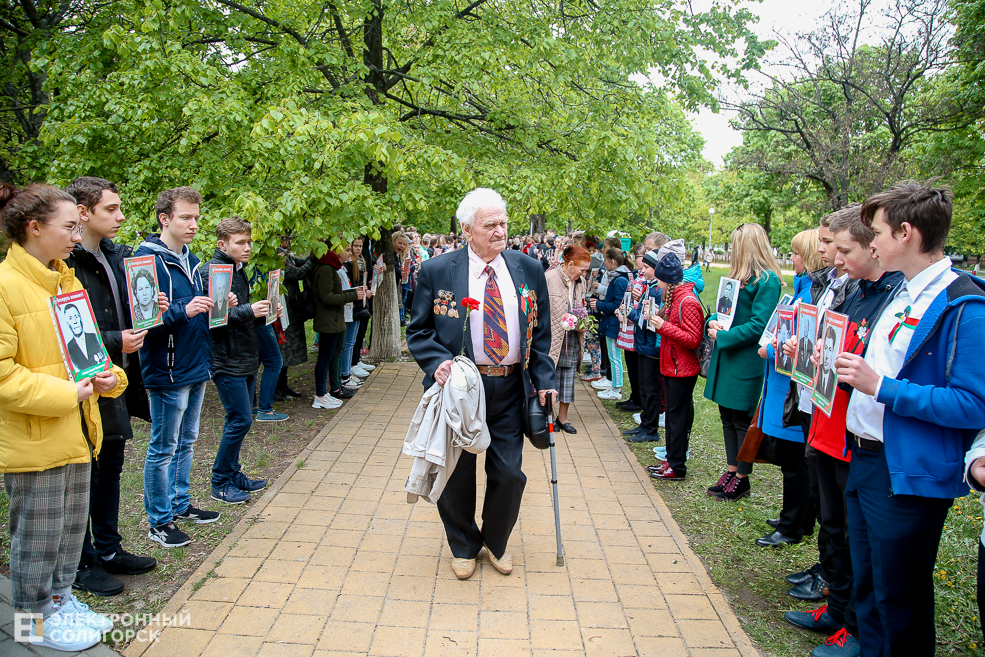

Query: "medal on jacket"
left=888, top=305, right=918, bottom=344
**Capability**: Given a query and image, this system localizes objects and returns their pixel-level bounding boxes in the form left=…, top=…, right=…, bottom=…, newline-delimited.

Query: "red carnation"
left=462, top=297, right=480, bottom=311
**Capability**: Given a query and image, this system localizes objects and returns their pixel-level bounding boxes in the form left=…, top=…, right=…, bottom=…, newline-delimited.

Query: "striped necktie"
left=483, top=266, right=509, bottom=364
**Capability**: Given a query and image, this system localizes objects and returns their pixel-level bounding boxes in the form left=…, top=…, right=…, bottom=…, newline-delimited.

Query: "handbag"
left=782, top=379, right=800, bottom=428
left=737, top=406, right=782, bottom=465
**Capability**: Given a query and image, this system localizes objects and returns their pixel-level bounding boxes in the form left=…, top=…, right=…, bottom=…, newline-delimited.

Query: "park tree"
left=0, top=0, right=769, bottom=355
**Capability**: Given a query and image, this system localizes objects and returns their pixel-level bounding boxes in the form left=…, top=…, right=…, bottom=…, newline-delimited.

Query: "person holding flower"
left=546, top=245, right=591, bottom=433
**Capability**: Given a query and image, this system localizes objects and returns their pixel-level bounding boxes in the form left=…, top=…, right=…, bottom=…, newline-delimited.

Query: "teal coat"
left=703, top=270, right=782, bottom=413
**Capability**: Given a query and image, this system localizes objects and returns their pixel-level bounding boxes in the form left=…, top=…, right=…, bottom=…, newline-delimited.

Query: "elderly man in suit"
left=407, top=188, right=557, bottom=580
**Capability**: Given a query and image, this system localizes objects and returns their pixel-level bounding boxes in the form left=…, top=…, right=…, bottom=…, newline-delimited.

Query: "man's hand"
left=433, top=359, right=454, bottom=385
left=92, top=370, right=117, bottom=394
left=228, top=292, right=239, bottom=307
left=538, top=388, right=558, bottom=408
left=121, top=329, right=147, bottom=354
left=835, top=352, right=880, bottom=396
left=970, top=457, right=985, bottom=489
left=251, top=300, right=271, bottom=317
left=185, top=296, right=214, bottom=318
left=77, top=378, right=94, bottom=402
left=157, top=292, right=170, bottom=313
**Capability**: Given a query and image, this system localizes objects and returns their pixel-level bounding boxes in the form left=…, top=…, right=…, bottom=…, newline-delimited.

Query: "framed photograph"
left=792, top=303, right=820, bottom=387
left=621, top=288, right=633, bottom=331
left=716, top=277, right=741, bottom=330
left=266, top=269, right=282, bottom=326
left=759, top=294, right=795, bottom=346
left=371, top=255, right=382, bottom=295
left=812, top=311, right=849, bottom=417
left=774, top=307, right=796, bottom=376
left=208, top=264, right=234, bottom=328
left=278, top=292, right=290, bottom=331
left=401, top=256, right=411, bottom=284
left=48, top=289, right=111, bottom=381
left=124, top=255, right=162, bottom=331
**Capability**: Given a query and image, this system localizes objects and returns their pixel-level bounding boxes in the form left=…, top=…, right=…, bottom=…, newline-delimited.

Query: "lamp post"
left=708, top=207, right=715, bottom=252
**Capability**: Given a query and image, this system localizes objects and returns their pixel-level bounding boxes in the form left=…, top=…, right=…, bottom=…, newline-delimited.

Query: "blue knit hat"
left=654, top=252, right=683, bottom=284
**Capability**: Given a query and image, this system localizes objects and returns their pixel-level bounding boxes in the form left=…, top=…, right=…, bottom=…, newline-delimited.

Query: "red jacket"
left=807, top=317, right=865, bottom=463
left=657, top=282, right=704, bottom=378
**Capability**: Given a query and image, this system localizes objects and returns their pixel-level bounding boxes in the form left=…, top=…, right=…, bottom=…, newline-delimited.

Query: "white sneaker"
left=312, top=394, right=342, bottom=409
left=58, top=594, right=114, bottom=632
left=350, top=364, right=371, bottom=378
left=591, top=378, right=612, bottom=390
left=598, top=388, right=623, bottom=400
left=659, top=412, right=666, bottom=428
left=359, top=362, right=376, bottom=371
left=633, top=412, right=642, bottom=424
left=344, top=376, right=362, bottom=390
left=31, top=606, right=102, bottom=651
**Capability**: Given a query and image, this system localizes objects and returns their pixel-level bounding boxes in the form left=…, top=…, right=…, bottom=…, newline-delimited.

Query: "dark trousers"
left=80, top=439, right=126, bottom=565
left=664, top=375, right=697, bottom=475
left=636, top=354, right=663, bottom=435
left=978, top=540, right=985, bottom=642
left=774, top=439, right=812, bottom=540
left=599, top=331, right=611, bottom=380
left=212, top=373, right=257, bottom=487
left=438, top=369, right=526, bottom=560
left=816, top=449, right=856, bottom=634
left=624, top=350, right=641, bottom=406
left=846, top=443, right=951, bottom=656
left=254, top=324, right=282, bottom=413
left=354, top=315, right=370, bottom=366
left=315, top=331, right=342, bottom=396
left=800, top=411, right=822, bottom=541
left=719, top=406, right=753, bottom=476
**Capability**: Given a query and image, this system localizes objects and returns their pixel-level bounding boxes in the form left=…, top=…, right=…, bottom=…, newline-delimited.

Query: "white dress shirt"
left=846, top=257, right=957, bottom=442
left=468, top=246, right=521, bottom=365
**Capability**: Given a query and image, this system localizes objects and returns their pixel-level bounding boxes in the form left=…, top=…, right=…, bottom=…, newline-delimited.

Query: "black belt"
left=848, top=431, right=882, bottom=453
left=476, top=364, right=518, bottom=377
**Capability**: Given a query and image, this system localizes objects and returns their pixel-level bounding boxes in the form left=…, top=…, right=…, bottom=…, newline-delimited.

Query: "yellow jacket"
left=0, top=243, right=127, bottom=473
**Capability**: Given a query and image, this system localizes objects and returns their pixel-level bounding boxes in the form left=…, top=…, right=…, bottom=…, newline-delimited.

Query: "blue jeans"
left=254, top=324, right=282, bottom=413
left=341, top=321, right=359, bottom=378
left=315, top=332, right=342, bottom=397
left=212, top=374, right=256, bottom=487
left=144, top=382, right=206, bottom=527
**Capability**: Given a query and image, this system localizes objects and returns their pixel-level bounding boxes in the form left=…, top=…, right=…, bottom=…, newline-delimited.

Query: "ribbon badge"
left=888, top=305, right=919, bottom=344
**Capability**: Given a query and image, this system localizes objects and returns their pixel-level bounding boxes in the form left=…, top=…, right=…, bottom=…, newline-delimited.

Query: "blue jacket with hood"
left=874, top=271, right=985, bottom=498
left=134, top=235, right=213, bottom=388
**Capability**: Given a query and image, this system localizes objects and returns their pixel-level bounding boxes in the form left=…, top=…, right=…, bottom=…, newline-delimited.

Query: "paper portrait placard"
left=792, top=303, right=820, bottom=388
left=124, top=255, right=163, bottom=331
left=774, top=306, right=796, bottom=376
left=48, top=289, right=111, bottom=381
left=812, top=310, right=849, bottom=417
left=266, top=269, right=281, bottom=326
left=716, top=277, right=741, bottom=331
left=208, top=264, right=234, bottom=328
left=759, top=293, right=795, bottom=346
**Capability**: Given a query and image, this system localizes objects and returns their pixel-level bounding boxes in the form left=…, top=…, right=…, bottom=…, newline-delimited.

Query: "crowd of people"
left=2, top=177, right=984, bottom=656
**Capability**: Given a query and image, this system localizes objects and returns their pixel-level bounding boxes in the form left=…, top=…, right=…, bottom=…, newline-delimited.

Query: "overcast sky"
left=691, top=0, right=831, bottom=167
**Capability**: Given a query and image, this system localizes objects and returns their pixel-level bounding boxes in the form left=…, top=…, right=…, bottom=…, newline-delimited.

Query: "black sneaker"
left=73, top=564, right=124, bottom=596
left=332, top=388, right=356, bottom=400
left=148, top=523, right=191, bottom=548
left=101, top=548, right=158, bottom=575
left=174, top=505, right=221, bottom=524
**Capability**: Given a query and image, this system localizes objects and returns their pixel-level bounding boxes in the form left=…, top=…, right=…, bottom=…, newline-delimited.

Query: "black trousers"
left=636, top=354, right=663, bottom=435
left=978, top=540, right=985, bottom=642
left=624, top=350, right=641, bottom=407
left=719, top=406, right=753, bottom=476
left=816, top=449, right=856, bottom=634
left=800, top=412, right=824, bottom=562
left=437, top=369, right=526, bottom=560
left=80, top=439, right=126, bottom=565
left=846, top=443, right=951, bottom=656
left=664, top=375, right=697, bottom=475
left=353, top=315, right=370, bottom=366
left=599, top=330, right=611, bottom=380
left=774, top=439, right=812, bottom=540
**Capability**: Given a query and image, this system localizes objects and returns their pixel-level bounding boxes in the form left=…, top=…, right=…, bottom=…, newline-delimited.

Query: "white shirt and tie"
left=846, top=257, right=957, bottom=443
left=467, top=247, right=521, bottom=366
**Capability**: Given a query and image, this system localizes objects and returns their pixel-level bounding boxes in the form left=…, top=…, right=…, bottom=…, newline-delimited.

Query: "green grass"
left=594, top=264, right=985, bottom=656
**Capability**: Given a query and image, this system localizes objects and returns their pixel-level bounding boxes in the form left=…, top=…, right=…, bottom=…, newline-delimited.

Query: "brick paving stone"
left=123, top=364, right=759, bottom=657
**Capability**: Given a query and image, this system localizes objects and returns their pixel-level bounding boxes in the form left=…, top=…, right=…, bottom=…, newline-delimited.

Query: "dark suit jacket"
left=818, top=368, right=837, bottom=401
left=407, top=248, right=556, bottom=398
left=797, top=337, right=814, bottom=374
left=68, top=332, right=106, bottom=372
left=717, top=297, right=732, bottom=314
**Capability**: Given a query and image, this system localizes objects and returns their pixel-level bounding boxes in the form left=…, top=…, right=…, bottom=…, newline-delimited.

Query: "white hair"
left=456, top=188, right=507, bottom=228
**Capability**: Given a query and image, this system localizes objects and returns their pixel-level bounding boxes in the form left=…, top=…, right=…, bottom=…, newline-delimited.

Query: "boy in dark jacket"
left=205, top=217, right=279, bottom=505
left=65, top=177, right=159, bottom=596
left=837, top=182, right=985, bottom=656
left=135, top=187, right=225, bottom=548
left=624, top=249, right=664, bottom=443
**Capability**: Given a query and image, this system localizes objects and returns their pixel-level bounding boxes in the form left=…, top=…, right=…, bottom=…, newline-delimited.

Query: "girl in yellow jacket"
left=0, top=183, right=127, bottom=651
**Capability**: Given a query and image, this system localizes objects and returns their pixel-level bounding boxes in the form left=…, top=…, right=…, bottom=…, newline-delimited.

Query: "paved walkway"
left=124, top=362, right=757, bottom=657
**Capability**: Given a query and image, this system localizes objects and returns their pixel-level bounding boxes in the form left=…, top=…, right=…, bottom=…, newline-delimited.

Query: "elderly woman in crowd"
left=546, top=245, right=591, bottom=433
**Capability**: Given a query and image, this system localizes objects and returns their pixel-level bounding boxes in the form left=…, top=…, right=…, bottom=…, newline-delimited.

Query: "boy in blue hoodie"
left=136, top=187, right=229, bottom=548
left=837, top=181, right=985, bottom=656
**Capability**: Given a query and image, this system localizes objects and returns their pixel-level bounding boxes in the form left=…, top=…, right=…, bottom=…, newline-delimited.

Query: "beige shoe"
left=484, top=546, right=513, bottom=575
left=451, top=558, right=476, bottom=579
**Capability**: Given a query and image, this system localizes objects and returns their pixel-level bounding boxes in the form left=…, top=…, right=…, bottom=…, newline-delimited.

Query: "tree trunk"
left=366, top=166, right=402, bottom=359
left=762, top=207, right=772, bottom=237
left=530, top=212, right=546, bottom=234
